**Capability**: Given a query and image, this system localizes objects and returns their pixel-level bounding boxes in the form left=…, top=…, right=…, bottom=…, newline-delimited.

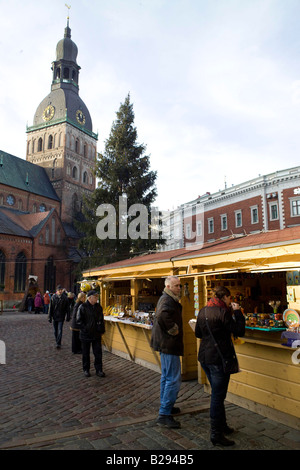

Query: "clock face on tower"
left=76, top=109, right=86, bottom=126
left=43, top=105, right=55, bottom=122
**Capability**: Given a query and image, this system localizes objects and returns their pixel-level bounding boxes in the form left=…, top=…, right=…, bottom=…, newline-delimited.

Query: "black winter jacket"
left=48, top=293, right=70, bottom=322
left=76, top=300, right=105, bottom=341
left=71, top=301, right=84, bottom=330
left=195, top=305, right=245, bottom=366
left=150, top=291, right=184, bottom=356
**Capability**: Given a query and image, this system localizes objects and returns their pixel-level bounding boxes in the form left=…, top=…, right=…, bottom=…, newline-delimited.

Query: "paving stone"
left=0, top=311, right=299, bottom=451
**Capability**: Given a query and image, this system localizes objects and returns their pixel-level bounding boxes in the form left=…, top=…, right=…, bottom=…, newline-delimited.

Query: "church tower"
left=26, top=17, right=98, bottom=226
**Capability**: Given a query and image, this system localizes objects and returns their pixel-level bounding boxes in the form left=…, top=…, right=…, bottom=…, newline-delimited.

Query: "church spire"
left=51, top=6, right=80, bottom=92
left=65, top=4, right=71, bottom=38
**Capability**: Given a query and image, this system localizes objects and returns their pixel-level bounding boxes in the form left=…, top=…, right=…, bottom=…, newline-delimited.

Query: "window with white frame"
left=269, top=202, right=279, bottom=220
left=291, top=198, right=300, bottom=217
left=251, top=205, right=259, bottom=224
left=235, top=210, right=242, bottom=228
left=208, top=217, right=214, bottom=234
left=185, top=224, right=191, bottom=239
left=196, top=221, right=202, bottom=236
left=221, top=214, right=227, bottom=231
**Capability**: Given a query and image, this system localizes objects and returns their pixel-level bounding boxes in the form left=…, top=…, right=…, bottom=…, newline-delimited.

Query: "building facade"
left=26, top=19, right=97, bottom=226
left=162, top=166, right=300, bottom=251
left=0, top=20, right=97, bottom=306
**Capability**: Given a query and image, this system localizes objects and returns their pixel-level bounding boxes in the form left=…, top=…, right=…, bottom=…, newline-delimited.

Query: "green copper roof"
left=0, top=150, right=60, bottom=201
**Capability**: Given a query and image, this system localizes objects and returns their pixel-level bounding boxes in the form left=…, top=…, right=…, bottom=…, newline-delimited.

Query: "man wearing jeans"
left=151, top=276, right=183, bottom=429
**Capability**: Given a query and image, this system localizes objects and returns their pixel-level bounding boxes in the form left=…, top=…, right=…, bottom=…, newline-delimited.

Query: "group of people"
left=151, top=275, right=245, bottom=447
left=45, top=276, right=245, bottom=447
left=26, top=290, right=51, bottom=314
left=47, top=285, right=105, bottom=378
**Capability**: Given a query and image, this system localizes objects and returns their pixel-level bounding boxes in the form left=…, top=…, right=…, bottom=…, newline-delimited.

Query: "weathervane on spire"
left=65, top=3, right=71, bottom=25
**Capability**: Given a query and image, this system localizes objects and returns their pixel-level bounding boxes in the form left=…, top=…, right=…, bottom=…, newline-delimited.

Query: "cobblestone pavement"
left=0, top=311, right=299, bottom=454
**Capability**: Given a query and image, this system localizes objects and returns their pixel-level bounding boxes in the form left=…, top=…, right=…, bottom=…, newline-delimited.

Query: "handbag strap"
left=204, top=307, right=226, bottom=364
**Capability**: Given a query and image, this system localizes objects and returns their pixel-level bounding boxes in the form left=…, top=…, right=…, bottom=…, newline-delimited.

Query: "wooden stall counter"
left=228, top=328, right=300, bottom=429
left=103, top=315, right=161, bottom=373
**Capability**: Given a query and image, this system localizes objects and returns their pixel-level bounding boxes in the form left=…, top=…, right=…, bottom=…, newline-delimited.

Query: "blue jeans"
left=159, top=353, right=181, bottom=416
left=53, top=321, right=64, bottom=346
left=201, top=363, right=230, bottom=424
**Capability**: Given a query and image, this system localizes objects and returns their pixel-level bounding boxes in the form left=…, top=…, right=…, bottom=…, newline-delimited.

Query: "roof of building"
left=0, top=207, right=55, bottom=238
left=0, top=150, right=60, bottom=202
left=84, top=226, right=300, bottom=274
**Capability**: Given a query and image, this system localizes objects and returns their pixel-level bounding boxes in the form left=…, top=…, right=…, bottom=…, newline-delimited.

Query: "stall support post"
left=130, top=279, right=138, bottom=312
left=100, top=283, right=107, bottom=309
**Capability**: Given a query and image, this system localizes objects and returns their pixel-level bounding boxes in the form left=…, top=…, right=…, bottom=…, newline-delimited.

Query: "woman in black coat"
left=70, top=292, right=86, bottom=354
left=195, top=286, right=245, bottom=447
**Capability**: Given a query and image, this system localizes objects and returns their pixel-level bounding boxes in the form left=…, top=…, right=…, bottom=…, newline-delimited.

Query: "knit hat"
left=87, top=289, right=99, bottom=297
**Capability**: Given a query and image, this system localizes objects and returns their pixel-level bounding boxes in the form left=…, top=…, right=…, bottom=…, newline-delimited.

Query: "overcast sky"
left=1, top=0, right=300, bottom=211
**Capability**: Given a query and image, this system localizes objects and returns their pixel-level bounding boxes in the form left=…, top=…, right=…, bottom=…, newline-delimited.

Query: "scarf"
left=164, top=287, right=180, bottom=303
left=207, top=296, right=227, bottom=309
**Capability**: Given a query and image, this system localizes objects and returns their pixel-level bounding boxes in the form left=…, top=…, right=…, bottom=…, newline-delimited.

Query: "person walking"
left=43, top=291, right=50, bottom=315
left=34, top=292, right=43, bottom=314
left=150, top=276, right=183, bottom=429
left=195, top=286, right=245, bottom=447
left=48, top=285, right=70, bottom=349
left=70, top=292, right=86, bottom=354
left=76, top=290, right=105, bottom=378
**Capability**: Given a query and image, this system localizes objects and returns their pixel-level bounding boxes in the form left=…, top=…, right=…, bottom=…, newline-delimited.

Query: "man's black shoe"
left=156, top=415, right=181, bottom=429
left=96, top=371, right=105, bottom=377
left=171, top=406, right=181, bottom=414
left=84, top=370, right=91, bottom=377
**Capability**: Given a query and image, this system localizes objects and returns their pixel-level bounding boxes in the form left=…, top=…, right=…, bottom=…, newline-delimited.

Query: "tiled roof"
left=0, top=207, right=53, bottom=237
left=0, top=150, right=60, bottom=201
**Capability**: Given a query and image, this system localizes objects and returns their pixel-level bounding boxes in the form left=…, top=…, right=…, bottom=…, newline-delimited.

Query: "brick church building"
left=0, top=19, right=97, bottom=307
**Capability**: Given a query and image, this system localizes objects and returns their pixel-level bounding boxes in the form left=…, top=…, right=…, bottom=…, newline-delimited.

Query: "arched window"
left=0, top=250, right=5, bottom=291
left=14, top=252, right=27, bottom=292
left=72, top=193, right=78, bottom=215
left=48, top=135, right=53, bottom=149
left=51, top=218, right=56, bottom=244
left=63, top=67, right=70, bottom=79
left=45, top=225, right=49, bottom=245
left=38, top=138, right=43, bottom=152
left=75, top=139, right=80, bottom=153
left=83, top=144, right=87, bottom=158
left=44, top=256, right=56, bottom=292
left=83, top=171, right=88, bottom=184
left=72, top=166, right=78, bottom=179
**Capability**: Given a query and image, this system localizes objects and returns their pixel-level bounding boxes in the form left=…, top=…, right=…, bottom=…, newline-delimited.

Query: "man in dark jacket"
left=48, top=285, right=70, bottom=349
left=76, top=290, right=105, bottom=378
left=151, top=276, right=183, bottom=429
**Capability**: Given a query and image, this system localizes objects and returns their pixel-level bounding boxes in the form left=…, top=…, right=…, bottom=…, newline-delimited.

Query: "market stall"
left=82, top=227, right=300, bottom=428
left=82, top=250, right=198, bottom=380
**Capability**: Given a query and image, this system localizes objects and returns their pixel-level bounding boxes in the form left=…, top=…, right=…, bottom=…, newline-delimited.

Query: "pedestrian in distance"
left=76, top=290, right=105, bottom=378
left=43, top=291, right=50, bottom=315
left=26, top=294, right=34, bottom=313
left=150, top=276, right=184, bottom=429
left=195, top=285, right=245, bottom=447
left=70, top=292, right=86, bottom=354
left=34, top=292, right=43, bottom=314
left=48, top=285, right=70, bottom=349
